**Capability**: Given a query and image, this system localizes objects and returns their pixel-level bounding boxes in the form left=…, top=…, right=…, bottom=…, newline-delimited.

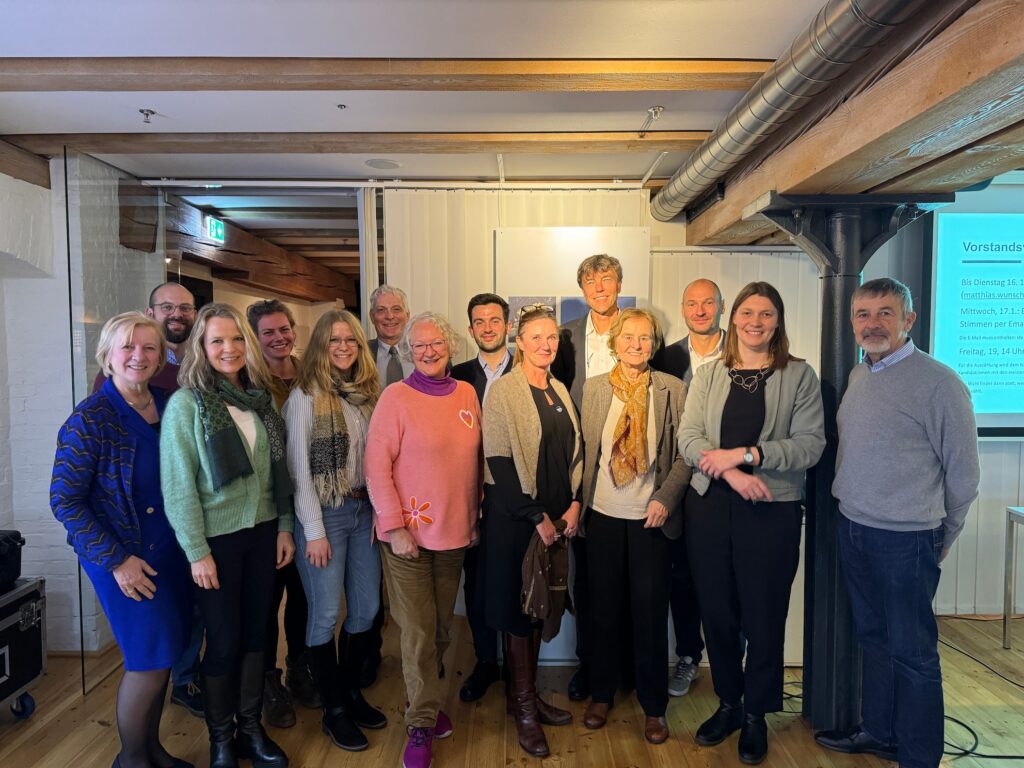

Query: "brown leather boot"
left=506, top=634, right=550, bottom=757
left=530, top=629, right=572, bottom=726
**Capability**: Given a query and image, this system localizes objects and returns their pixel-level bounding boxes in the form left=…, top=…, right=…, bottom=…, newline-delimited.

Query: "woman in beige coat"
left=578, top=307, right=691, bottom=745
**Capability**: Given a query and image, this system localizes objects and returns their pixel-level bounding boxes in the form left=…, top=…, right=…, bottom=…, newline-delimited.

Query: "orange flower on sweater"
left=402, top=497, right=434, bottom=529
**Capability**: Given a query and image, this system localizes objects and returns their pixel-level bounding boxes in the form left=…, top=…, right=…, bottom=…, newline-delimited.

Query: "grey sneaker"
left=668, top=656, right=700, bottom=697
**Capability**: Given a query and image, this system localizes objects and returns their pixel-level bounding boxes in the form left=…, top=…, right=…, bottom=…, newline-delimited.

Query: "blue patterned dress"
left=53, top=379, right=193, bottom=670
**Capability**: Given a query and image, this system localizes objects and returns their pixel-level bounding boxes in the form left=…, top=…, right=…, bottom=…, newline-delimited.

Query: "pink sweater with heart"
left=365, top=380, right=483, bottom=550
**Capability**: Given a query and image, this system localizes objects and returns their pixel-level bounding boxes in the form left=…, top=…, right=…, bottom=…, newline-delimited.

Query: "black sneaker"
left=170, top=680, right=204, bottom=718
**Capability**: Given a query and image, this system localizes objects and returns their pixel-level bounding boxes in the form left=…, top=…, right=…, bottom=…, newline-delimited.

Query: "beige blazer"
left=579, top=369, right=692, bottom=539
left=482, top=365, right=582, bottom=499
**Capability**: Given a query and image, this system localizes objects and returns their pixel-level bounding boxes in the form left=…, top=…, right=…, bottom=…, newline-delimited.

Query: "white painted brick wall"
left=1, top=164, right=82, bottom=651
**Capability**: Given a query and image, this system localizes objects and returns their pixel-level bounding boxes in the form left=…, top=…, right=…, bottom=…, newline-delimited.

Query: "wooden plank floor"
left=2, top=616, right=1022, bottom=767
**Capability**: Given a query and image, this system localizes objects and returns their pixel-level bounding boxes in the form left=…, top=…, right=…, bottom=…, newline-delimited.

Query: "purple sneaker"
left=433, top=709, right=453, bottom=739
left=403, top=726, right=433, bottom=768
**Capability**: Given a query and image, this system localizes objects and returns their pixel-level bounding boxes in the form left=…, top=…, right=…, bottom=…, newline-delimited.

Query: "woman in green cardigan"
left=161, top=303, right=296, bottom=768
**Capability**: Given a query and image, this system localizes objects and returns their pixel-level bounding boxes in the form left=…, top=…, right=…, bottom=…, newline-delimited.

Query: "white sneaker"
left=668, top=656, right=700, bottom=697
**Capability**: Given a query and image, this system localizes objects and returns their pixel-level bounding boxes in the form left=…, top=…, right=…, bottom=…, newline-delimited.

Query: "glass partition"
left=62, top=150, right=167, bottom=691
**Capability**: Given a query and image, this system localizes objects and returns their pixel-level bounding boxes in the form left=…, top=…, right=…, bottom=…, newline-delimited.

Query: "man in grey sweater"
left=815, top=278, right=980, bottom=768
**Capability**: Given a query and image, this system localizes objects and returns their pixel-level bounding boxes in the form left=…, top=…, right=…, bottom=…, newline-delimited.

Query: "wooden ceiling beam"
left=265, top=236, right=361, bottom=246
left=686, top=0, right=1024, bottom=246
left=255, top=229, right=360, bottom=239
left=4, top=131, right=709, bottom=156
left=873, top=118, right=1024, bottom=194
left=0, top=57, right=770, bottom=92
left=164, top=197, right=356, bottom=304
left=0, top=138, right=49, bottom=188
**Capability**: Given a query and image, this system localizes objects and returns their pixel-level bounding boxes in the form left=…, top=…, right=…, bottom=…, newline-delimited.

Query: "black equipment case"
left=0, top=577, right=46, bottom=719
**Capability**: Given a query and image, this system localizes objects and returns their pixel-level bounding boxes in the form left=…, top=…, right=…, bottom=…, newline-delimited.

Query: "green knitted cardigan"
left=160, top=388, right=295, bottom=563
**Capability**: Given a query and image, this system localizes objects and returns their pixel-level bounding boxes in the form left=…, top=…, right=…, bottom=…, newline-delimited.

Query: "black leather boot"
left=339, top=630, right=387, bottom=730
left=201, top=672, right=238, bottom=768
left=235, top=652, right=289, bottom=768
left=738, top=713, right=768, bottom=764
left=695, top=700, right=744, bottom=746
left=308, top=640, right=368, bottom=751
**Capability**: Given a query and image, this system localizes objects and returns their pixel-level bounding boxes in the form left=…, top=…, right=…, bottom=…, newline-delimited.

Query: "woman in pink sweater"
left=364, top=311, right=482, bottom=768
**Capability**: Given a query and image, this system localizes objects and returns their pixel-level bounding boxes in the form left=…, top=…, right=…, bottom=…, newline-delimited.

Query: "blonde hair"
left=177, top=303, right=273, bottom=391
left=512, top=305, right=558, bottom=367
left=606, top=307, right=662, bottom=358
left=296, top=310, right=380, bottom=404
left=96, top=311, right=167, bottom=377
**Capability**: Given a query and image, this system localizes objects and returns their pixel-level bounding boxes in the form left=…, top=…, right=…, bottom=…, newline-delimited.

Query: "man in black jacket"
left=651, top=277, right=725, bottom=698
left=451, top=293, right=513, bottom=701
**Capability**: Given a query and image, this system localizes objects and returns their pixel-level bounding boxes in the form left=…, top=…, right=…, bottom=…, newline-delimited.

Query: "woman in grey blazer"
left=578, top=308, right=692, bottom=746
left=677, top=282, right=825, bottom=765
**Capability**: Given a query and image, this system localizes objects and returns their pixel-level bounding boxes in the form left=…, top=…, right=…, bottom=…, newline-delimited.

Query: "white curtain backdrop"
left=357, top=187, right=381, bottom=329
left=383, top=188, right=647, bottom=361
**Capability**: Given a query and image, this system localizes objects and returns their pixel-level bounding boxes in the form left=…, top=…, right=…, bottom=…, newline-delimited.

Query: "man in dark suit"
left=451, top=293, right=513, bottom=701
left=650, top=277, right=725, bottom=698
left=549, top=254, right=623, bottom=701
left=368, top=284, right=414, bottom=388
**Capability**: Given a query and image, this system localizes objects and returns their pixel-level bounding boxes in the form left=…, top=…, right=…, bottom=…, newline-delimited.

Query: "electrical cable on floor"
left=938, top=635, right=1024, bottom=759
left=772, top=658, right=1024, bottom=759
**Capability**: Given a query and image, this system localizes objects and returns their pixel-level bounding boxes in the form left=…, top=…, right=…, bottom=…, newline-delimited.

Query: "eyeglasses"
left=329, top=337, right=359, bottom=347
left=410, top=339, right=448, bottom=355
left=518, top=302, right=554, bottom=318
left=152, top=302, right=197, bottom=315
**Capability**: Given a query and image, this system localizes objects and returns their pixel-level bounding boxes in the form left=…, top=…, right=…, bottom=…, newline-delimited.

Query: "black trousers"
left=572, top=536, right=590, bottom=663
left=195, top=521, right=278, bottom=677
left=462, top=521, right=498, bottom=665
left=669, top=523, right=705, bottom=662
left=586, top=510, right=671, bottom=717
left=263, top=559, right=308, bottom=671
left=685, top=483, right=801, bottom=715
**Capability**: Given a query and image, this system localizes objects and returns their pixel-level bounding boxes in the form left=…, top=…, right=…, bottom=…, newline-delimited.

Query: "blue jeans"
left=294, top=497, right=381, bottom=645
left=838, top=514, right=944, bottom=768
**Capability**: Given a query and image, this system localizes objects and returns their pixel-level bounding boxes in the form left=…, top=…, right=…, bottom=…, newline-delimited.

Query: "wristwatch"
left=742, top=448, right=756, bottom=465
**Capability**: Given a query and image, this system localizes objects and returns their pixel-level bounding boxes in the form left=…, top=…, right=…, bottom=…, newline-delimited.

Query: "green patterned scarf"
left=309, top=379, right=373, bottom=508
left=193, top=377, right=294, bottom=519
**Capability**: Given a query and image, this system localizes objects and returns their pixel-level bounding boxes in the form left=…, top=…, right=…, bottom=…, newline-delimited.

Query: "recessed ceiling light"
left=337, top=104, right=347, bottom=110
left=366, top=159, right=402, bottom=170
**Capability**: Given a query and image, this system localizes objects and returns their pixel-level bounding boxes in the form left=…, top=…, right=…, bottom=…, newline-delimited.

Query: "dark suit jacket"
left=650, top=337, right=692, bottom=383
left=451, top=353, right=512, bottom=404
left=550, top=314, right=588, bottom=411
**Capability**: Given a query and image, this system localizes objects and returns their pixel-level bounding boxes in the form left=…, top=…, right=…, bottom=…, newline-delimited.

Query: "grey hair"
left=403, top=311, right=460, bottom=356
left=369, top=284, right=410, bottom=314
left=853, top=278, right=914, bottom=317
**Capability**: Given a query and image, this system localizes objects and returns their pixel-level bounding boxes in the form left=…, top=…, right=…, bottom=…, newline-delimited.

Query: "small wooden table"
left=1005, top=507, right=1024, bottom=649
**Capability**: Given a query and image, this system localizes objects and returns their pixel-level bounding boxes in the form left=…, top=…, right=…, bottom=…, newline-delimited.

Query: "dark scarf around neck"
left=193, top=376, right=294, bottom=518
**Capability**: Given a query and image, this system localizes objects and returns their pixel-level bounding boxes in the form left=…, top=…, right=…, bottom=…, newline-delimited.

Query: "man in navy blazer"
left=451, top=293, right=514, bottom=702
left=651, top=277, right=726, bottom=699
left=549, top=254, right=623, bottom=701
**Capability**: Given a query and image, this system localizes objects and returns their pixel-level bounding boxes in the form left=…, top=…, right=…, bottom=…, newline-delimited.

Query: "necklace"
left=121, top=390, right=154, bottom=410
left=728, top=364, right=771, bottom=393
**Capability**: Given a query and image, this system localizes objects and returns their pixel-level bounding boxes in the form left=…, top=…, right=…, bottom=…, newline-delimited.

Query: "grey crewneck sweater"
left=832, top=345, right=980, bottom=547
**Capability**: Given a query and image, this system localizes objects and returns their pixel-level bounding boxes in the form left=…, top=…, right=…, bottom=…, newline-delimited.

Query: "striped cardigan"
left=50, top=378, right=170, bottom=572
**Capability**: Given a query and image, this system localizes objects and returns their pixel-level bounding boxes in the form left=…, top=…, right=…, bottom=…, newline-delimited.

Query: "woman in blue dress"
left=51, top=311, right=194, bottom=768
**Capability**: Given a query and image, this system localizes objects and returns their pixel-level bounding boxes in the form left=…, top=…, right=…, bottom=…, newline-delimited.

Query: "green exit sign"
left=204, top=215, right=225, bottom=243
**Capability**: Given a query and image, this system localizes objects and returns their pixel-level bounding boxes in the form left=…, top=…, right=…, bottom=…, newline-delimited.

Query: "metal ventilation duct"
left=650, top=0, right=932, bottom=222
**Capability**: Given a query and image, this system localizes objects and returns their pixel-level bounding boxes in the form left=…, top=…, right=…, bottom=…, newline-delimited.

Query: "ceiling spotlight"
left=639, top=105, right=665, bottom=138
left=139, top=108, right=156, bottom=124
left=336, top=104, right=347, bottom=110
left=366, top=158, right=402, bottom=170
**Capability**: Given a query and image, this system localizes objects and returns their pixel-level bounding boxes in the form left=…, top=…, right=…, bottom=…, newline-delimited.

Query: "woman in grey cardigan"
left=578, top=308, right=692, bottom=746
left=677, top=282, right=824, bottom=766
